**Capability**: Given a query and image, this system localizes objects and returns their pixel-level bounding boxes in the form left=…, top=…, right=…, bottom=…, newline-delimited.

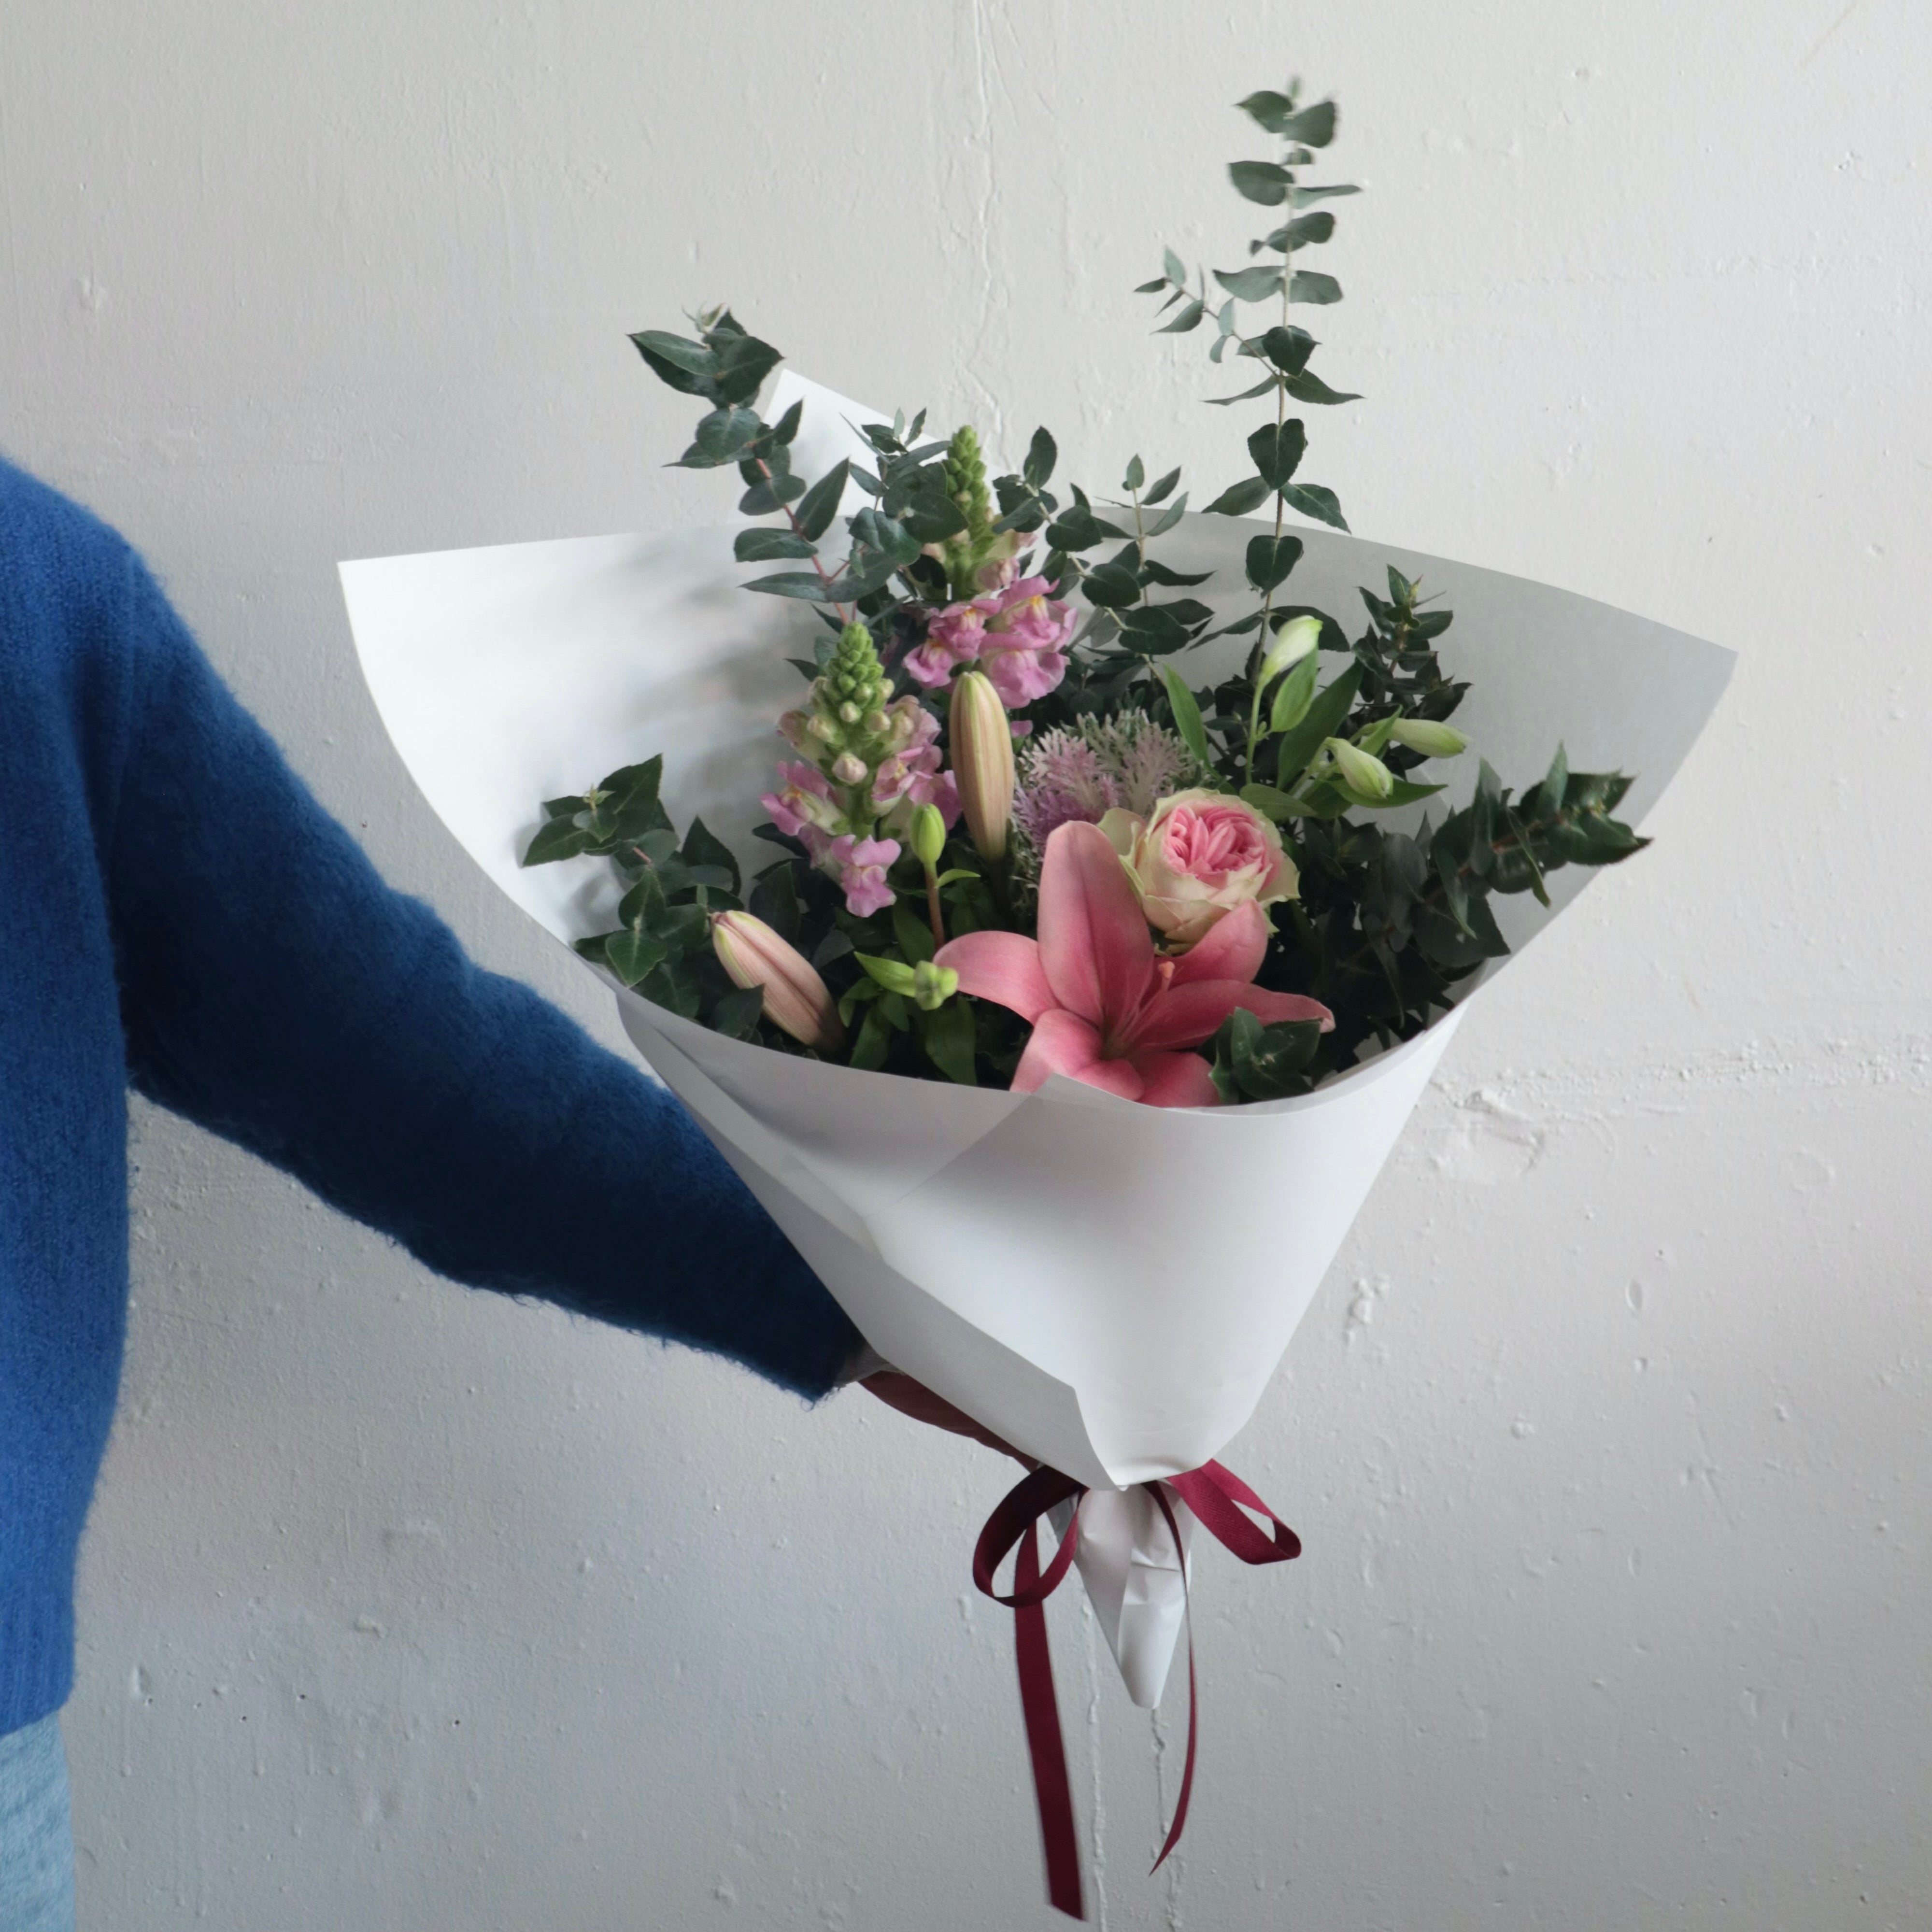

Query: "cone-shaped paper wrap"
left=339, top=375, right=1732, bottom=1700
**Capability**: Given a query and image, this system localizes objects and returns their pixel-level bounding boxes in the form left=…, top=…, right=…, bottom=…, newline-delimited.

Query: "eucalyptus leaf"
left=1228, top=159, right=1291, bottom=205
left=1281, top=482, right=1349, bottom=530
left=733, top=526, right=816, bottom=562
left=1204, top=476, right=1272, bottom=516
left=1289, top=270, right=1343, bottom=305
left=1245, top=532, right=1304, bottom=594
left=1214, top=266, right=1284, bottom=302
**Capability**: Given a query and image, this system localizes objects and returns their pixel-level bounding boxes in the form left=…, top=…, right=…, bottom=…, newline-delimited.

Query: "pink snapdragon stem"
left=934, top=821, right=1332, bottom=1107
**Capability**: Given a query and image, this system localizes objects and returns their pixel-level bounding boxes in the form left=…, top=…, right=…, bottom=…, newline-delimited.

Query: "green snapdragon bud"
left=909, top=802, right=947, bottom=870
left=938, top=424, right=1000, bottom=598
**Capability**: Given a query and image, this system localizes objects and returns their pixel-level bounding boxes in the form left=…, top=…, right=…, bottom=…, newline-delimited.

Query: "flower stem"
left=923, top=864, right=947, bottom=949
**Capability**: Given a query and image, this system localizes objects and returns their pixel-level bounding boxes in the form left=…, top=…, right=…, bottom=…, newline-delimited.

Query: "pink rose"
left=1100, top=788, right=1297, bottom=950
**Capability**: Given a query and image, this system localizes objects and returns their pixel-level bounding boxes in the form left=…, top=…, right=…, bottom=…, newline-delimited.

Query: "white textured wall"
left=5, top=2, right=1929, bottom=1926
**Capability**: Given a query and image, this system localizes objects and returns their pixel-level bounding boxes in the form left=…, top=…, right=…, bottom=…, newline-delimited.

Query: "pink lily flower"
left=934, top=821, right=1334, bottom=1108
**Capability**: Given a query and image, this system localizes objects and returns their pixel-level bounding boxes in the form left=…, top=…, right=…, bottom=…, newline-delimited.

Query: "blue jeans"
left=0, top=1715, right=74, bottom=1932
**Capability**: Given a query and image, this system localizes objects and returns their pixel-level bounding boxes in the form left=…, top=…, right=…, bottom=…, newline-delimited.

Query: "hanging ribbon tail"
left=971, top=1459, right=1299, bottom=1918
left=975, top=1466, right=1088, bottom=1921
left=1015, top=1520, right=1085, bottom=1920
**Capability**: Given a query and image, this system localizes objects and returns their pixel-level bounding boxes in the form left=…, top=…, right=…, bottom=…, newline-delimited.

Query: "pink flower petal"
left=1036, top=822, right=1155, bottom=1031
left=1126, top=978, right=1335, bottom=1054
left=1012, top=1010, right=1143, bottom=1100
left=1167, top=900, right=1269, bottom=986
left=1126, top=1050, right=1222, bottom=1109
left=933, top=931, right=1056, bottom=1023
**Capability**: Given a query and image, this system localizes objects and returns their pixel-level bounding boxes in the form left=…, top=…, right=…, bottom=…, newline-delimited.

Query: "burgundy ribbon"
left=972, top=1461, right=1300, bottom=1921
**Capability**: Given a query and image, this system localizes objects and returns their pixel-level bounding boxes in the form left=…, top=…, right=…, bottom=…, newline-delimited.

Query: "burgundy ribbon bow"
left=972, top=1461, right=1301, bottom=1921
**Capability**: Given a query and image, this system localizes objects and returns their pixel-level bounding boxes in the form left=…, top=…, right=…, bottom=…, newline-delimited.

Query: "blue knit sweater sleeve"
left=105, top=553, right=861, bottom=1399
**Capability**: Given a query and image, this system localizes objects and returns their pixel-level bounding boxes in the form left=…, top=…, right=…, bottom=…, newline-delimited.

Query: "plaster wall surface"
left=3, top=3, right=1928, bottom=1927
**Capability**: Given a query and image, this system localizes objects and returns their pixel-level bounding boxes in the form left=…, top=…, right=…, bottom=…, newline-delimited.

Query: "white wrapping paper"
left=339, top=374, right=1732, bottom=1702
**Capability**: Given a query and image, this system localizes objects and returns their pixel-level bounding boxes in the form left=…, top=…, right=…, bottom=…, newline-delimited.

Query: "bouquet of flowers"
left=341, top=82, right=1732, bottom=1918
left=528, top=86, right=1648, bottom=1108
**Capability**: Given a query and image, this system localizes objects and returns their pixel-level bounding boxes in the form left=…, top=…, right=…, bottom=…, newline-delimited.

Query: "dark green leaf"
left=768, top=398, right=804, bottom=445
left=1246, top=533, right=1304, bottom=594
left=1157, top=664, right=1215, bottom=770
left=1229, top=159, right=1291, bottom=205
left=1275, top=663, right=1363, bottom=787
left=891, top=899, right=936, bottom=966
left=793, top=459, right=851, bottom=543
left=734, top=526, right=816, bottom=562
left=711, top=332, right=781, bottom=406
left=640, top=955, right=704, bottom=1021
left=678, top=406, right=762, bottom=469
left=1282, top=211, right=1335, bottom=247
left=747, top=862, right=802, bottom=943
left=742, top=571, right=839, bottom=601
left=604, top=927, right=669, bottom=988
left=1248, top=420, right=1307, bottom=489
left=1279, top=100, right=1337, bottom=147
left=1142, top=465, right=1182, bottom=506
left=522, top=815, right=590, bottom=867
left=1024, top=426, right=1057, bottom=491
left=738, top=474, right=806, bottom=514
left=1268, top=650, right=1320, bottom=731
left=1081, top=563, right=1143, bottom=609
left=680, top=817, right=741, bottom=897
left=847, top=506, right=922, bottom=568
left=916, top=996, right=977, bottom=1085
left=710, top=986, right=766, bottom=1040
left=1285, top=369, right=1362, bottom=405
left=1260, top=325, right=1317, bottom=375
left=1293, top=183, right=1361, bottom=205
left=628, top=329, right=713, bottom=395
left=1238, top=782, right=1298, bottom=822
left=1214, top=266, right=1284, bottom=302
left=1236, top=89, right=1296, bottom=135
left=1206, top=376, right=1282, bottom=406
left=1281, top=482, right=1348, bottom=530
left=1156, top=298, right=1206, bottom=334
left=1205, top=475, right=1272, bottom=516
left=1140, top=558, right=1215, bottom=587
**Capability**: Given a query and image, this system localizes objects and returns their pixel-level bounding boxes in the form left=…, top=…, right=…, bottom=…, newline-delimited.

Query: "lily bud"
left=1386, top=717, right=1469, bottom=759
left=1326, top=737, right=1396, bottom=801
left=710, top=911, right=846, bottom=1054
left=949, top=670, right=1015, bottom=862
left=908, top=801, right=947, bottom=870
left=912, top=960, right=960, bottom=1011
left=1259, top=614, right=1321, bottom=688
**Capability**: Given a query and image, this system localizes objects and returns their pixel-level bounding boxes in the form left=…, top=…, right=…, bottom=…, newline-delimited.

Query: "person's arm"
left=103, top=550, right=861, bottom=1399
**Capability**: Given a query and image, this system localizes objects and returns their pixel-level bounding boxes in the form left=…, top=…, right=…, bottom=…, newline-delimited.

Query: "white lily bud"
left=1259, top=614, right=1321, bottom=687
left=1326, top=736, right=1396, bottom=800
left=950, top=671, right=1015, bottom=862
left=710, top=912, right=846, bottom=1054
left=1386, top=717, right=1469, bottom=759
